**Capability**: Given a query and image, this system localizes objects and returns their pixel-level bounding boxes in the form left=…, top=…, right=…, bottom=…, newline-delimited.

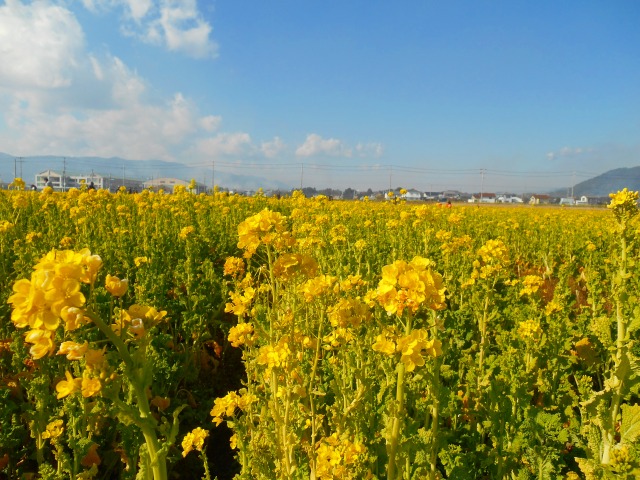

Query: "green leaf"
left=620, top=404, right=640, bottom=444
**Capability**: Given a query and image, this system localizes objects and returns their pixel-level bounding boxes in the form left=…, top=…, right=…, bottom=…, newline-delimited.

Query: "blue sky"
left=0, top=1, right=638, bottom=192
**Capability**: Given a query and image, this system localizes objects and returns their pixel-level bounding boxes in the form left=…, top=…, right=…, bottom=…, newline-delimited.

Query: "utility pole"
left=571, top=171, right=576, bottom=199
left=18, top=157, right=24, bottom=178
left=480, top=168, right=486, bottom=202
left=62, top=158, right=66, bottom=192
left=389, top=166, right=393, bottom=191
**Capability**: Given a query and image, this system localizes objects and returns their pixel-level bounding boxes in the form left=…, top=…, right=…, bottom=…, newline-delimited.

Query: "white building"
left=35, top=170, right=64, bottom=190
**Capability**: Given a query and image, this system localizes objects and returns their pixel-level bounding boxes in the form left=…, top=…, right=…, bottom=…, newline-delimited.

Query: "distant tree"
left=342, top=188, right=356, bottom=200
left=302, top=187, right=317, bottom=197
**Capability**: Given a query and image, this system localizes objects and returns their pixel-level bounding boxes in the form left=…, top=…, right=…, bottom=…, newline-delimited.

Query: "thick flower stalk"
left=7, top=248, right=173, bottom=480
left=373, top=256, right=446, bottom=480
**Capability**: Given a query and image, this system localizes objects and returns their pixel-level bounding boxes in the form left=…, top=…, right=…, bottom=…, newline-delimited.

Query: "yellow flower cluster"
left=256, top=340, right=291, bottom=374
left=55, top=370, right=101, bottom=398
left=8, top=249, right=102, bottom=359
left=9, top=177, right=26, bottom=190
left=440, top=234, right=472, bottom=256
left=327, top=298, right=371, bottom=329
left=323, top=328, right=356, bottom=349
left=273, top=253, right=319, bottom=281
left=477, top=239, right=509, bottom=264
left=179, top=225, right=196, bottom=239
left=181, top=427, right=209, bottom=457
left=228, top=322, right=256, bottom=348
left=469, top=239, right=509, bottom=283
left=315, top=433, right=366, bottom=479
left=0, top=220, right=14, bottom=233
left=517, top=319, right=542, bottom=340
left=519, top=275, right=544, bottom=297
left=225, top=286, right=256, bottom=317
left=223, top=256, right=245, bottom=277
left=210, top=390, right=257, bottom=426
left=237, top=209, right=295, bottom=257
left=372, top=328, right=442, bottom=372
left=42, top=419, right=64, bottom=440
left=112, top=304, right=167, bottom=339
left=133, top=256, right=149, bottom=267
left=608, top=188, right=639, bottom=221
left=376, top=256, right=446, bottom=316
left=300, top=274, right=338, bottom=302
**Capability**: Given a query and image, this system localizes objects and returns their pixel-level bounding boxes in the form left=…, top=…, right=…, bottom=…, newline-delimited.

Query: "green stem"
left=602, top=233, right=628, bottom=465
left=201, top=449, right=212, bottom=480
left=86, top=310, right=167, bottom=480
left=387, top=316, right=413, bottom=480
left=387, top=362, right=406, bottom=480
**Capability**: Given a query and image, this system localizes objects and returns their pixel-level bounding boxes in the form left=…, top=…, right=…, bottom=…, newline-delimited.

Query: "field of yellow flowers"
left=1, top=182, right=640, bottom=480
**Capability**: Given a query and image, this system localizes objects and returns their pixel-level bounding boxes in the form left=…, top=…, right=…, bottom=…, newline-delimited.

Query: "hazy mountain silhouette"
left=550, top=167, right=640, bottom=198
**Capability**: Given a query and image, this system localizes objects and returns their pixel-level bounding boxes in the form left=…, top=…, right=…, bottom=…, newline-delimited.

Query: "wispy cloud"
left=296, top=134, right=349, bottom=158
left=261, top=137, right=286, bottom=158
left=546, top=146, right=593, bottom=161
left=80, top=0, right=217, bottom=58
left=295, top=134, right=384, bottom=159
left=196, top=132, right=253, bottom=158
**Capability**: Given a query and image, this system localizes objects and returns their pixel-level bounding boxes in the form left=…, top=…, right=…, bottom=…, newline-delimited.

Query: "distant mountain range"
left=0, top=152, right=290, bottom=191
left=552, top=167, right=640, bottom=198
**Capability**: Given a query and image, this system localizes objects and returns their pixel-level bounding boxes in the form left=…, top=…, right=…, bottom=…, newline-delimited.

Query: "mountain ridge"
left=552, top=166, right=640, bottom=198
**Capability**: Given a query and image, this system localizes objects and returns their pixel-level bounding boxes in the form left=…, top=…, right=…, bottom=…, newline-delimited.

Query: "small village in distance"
left=3, top=167, right=611, bottom=206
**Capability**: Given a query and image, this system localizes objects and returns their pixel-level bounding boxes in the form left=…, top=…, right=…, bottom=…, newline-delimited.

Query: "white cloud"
left=0, top=2, right=230, bottom=163
left=196, top=132, right=253, bottom=158
left=83, top=0, right=217, bottom=58
left=0, top=1, right=84, bottom=89
left=261, top=137, right=286, bottom=158
left=356, top=142, right=384, bottom=158
left=154, top=0, right=216, bottom=58
left=200, top=115, right=222, bottom=132
left=125, top=0, right=153, bottom=21
left=296, top=133, right=352, bottom=158
left=546, top=146, right=593, bottom=161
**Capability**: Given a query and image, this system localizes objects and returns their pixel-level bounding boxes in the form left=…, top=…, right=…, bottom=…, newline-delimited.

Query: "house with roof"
left=404, top=189, right=423, bottom=201
left=468, top=193, right=497, bottom=203
left=529, top=194, right=552, bottom=204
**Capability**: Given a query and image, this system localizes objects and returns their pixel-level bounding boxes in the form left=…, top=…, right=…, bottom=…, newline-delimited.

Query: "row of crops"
left=1, top=184, right=639, bottom=479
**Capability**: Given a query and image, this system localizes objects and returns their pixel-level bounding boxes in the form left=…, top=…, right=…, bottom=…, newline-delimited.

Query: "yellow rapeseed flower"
left=228, top=322, right=256, bottom=347
left=517, top=319, right=542, bottom=340
left=181, top=427, right=209, bottom=457
left=608, top=188, right=639, bottom=222
left=376, top=256, right=446, bottom=316
left=57, top=341, right=89, bottom=360
left=81, top=376, right=102, bottom=397
left=42, top=419, right=64, bottom=440
left=56, top=371, right=82, bottom=399
left=105, top=274, right=128, bottom=297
